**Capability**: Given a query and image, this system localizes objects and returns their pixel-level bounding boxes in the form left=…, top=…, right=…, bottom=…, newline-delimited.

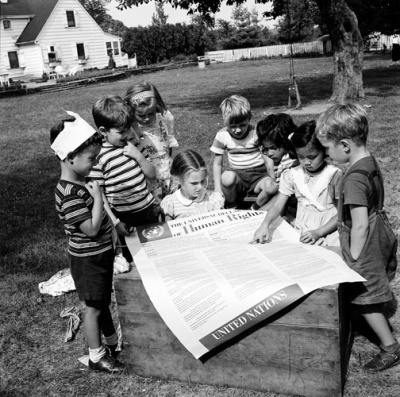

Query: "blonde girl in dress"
left=252, top=120, right=341, bottom=246
left=124, top=81, right=179, bottom=208
left=161, top=150, right=225, bottom=220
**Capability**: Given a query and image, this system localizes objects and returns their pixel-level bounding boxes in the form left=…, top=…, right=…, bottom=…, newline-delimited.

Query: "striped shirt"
left=55, top=180, right=113, bottom=257
left=210, top=125, right=264, bottom=170
left=89, top=142, right=154, bottom=213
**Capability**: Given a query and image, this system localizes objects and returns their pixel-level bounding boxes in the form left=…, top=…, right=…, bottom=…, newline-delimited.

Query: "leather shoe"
left=363, top=349, right=400, bottom=372
left=89, top=353, right=124, bottom=373
left=106, top=343, right=123, bottom=359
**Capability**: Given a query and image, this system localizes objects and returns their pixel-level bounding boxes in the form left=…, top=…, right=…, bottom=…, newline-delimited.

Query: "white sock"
left=104, top=332, right=118, bottom=346
left=89, top=345, right=106, bottom=363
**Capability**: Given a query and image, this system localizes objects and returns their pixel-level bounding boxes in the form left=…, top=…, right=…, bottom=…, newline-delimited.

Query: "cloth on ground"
left=38, top=254, right=131, bottom=296
left=60, top=306, right=81, bottom=342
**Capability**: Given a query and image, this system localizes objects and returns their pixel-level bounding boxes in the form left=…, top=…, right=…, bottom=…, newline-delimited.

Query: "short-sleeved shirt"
left=55, top=180, right=113, bottom=257
left=341, top=156, right=381, bottom=223
left=89, top=142, right=154, bottom=213
left=274, top=154, right=298, bottom=184
left=160, top=190, right=225, bottom=219
left=210, top=125, right=265, bottom=170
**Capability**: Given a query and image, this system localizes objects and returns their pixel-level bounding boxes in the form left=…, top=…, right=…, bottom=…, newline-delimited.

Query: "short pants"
left=69, top=249, right=114, bottom=302
left=232, top=164, right=268, bottom=197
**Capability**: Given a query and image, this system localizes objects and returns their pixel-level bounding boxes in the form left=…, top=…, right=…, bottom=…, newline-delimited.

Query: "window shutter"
left=84, top=42, right=90, bottom=59
left=71, top=43, right=78, bottom=60
left=75, top=11, right=80, bottom=27
left=18, top=49, right=25, bottom=67
left=55, top=46, right=62, bottom=61
left=64, top=10, right=69, bottom=27
left=42, top=46, right=49, bottom=64
left=2, top=53, right=10, bottom=69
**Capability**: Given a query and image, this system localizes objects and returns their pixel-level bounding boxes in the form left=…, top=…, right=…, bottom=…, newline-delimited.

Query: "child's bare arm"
left=250, top=193, right=289, bottom=243
left=300, top=214, right=338, bottom=244
left=262, top=154, right=275, bottom=179
left=213, top=154, right=223, bottom=194
left=101, top=190, right=131, bottom=236
left=123, top=141, right=156, bottom=179
left=349, top=205, right=369, bottom=259
left=79, top=181, right=103, bottom=237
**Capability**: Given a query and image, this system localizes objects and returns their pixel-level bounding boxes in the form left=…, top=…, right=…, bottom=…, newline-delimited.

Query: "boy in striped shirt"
left=211, top=95, right=274, bottom=208
left=51, top=111, right=124, bottom=374
left=90, top=96, right=157, bottom=261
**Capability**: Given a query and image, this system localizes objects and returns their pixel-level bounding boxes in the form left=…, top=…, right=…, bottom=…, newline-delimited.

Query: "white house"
left=0, top=0, right=123, bottom=80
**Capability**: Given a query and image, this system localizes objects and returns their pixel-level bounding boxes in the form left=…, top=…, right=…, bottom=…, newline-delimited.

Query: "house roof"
left=0, top=0, right=59, bottom=44
left=0, top=0, right=39, bottom=17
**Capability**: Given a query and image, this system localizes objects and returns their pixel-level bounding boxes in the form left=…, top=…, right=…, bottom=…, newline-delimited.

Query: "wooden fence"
left=366, top=34, right=395, bottom=51
left=205, top=40, right=331, bottom=63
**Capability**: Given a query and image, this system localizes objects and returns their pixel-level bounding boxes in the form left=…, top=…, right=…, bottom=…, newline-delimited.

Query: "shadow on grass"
left=168, top=56, right=399, bottom=115
left=169, top=74, right=334, bottom=115
left=0, top=153, right=66, bottom=276
left=363, top=67, right=400, bottom=97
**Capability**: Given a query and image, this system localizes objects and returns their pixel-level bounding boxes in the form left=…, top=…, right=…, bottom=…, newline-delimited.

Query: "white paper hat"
left=51, top=110, right=97, bottom=160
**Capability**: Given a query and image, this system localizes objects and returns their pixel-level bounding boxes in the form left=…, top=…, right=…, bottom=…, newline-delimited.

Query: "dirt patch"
left=262, top=100, right=333, bottom=115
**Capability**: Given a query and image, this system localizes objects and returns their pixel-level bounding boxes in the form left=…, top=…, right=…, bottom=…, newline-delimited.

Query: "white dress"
left=279, top=164, right=342, bottom=246
left=134, top=111, right=179, bottom=204
left=161, top=190, right=225, bottom=220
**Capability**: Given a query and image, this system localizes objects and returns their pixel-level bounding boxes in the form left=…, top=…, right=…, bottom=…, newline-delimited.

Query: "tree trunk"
left=315, top=0, right=364, bottom=102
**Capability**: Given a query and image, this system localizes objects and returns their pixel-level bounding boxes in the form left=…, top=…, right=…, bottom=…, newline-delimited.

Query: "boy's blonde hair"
left=219, top=95, right=251, bottom=125
left=316, top=103, right=368, bottom=145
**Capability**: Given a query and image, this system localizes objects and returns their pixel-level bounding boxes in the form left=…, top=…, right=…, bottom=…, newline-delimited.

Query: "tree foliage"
left=79, top=0, right=110, bottom=25
left=267, top=0, right=400, bottom=39
left=122, top=23, right=208, bottom=64
left=80, top=0, right=129, bottom=37
left=152, top=1, right=169, bottom=26
left=275, top=0, right=323, bottom=43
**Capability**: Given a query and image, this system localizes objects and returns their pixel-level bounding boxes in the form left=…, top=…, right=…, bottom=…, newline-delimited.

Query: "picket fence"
left=367, top=34, right=396, bottom=51
left=205, top=40, right=331, bottom=63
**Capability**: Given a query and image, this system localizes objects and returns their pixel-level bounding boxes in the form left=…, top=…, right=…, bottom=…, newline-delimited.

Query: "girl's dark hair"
left=256, top=113, right=297, bottom=158
left=50, top=118, right=102, bottom=160
left=170, top=150, right=207, bottom=181
left=290, top=120, right=326, bottom=156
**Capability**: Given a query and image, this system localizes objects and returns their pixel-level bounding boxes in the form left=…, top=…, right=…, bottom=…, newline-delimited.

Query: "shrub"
left=172, top=54, right=188, bottom=63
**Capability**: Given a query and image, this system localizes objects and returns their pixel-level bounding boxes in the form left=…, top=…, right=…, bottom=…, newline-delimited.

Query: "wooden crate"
left=114, top=268, right=353, bottom=397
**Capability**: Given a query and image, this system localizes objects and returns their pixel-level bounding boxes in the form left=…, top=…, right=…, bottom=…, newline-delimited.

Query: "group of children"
left=51, top=84, right=398, bottom=374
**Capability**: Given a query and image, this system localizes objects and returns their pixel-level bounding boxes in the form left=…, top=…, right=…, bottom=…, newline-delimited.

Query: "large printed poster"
left=126, top=210, right=365, bottom=359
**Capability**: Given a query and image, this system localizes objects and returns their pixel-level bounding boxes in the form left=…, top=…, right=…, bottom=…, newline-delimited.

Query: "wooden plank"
left=119, top=314, right=343, bottom=397
left=114, top=268, right=350, bottom=397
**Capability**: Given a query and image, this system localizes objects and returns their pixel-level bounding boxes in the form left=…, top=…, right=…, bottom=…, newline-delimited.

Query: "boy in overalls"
left=317, top=103, right=398, bottom=372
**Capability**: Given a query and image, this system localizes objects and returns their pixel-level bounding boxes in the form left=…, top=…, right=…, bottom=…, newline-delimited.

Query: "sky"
left=106, top=0, right=276, bottom=28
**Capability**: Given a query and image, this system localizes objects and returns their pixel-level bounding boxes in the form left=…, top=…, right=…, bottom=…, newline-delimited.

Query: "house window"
left=3, top=20, right=11, bottom=29
left=48, top=46, right=56, bottom=62
left=77, top=43, right=86, bottom=60
left=106, top=41, right=120, bottom=56
left=8, top=52, right=19, bottom=69
left=66, top=11, right=76, bottom=27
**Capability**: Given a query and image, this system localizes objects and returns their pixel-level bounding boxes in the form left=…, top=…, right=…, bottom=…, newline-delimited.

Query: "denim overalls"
left=337, top=156, right=397, bottom=305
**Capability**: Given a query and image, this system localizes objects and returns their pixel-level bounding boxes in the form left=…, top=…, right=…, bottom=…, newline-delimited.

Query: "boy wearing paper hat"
left=51, top=111, right=124, bottom=373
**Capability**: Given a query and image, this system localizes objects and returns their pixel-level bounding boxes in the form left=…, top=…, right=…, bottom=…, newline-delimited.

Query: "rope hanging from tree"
left=286, top=0, right=302, bottom=109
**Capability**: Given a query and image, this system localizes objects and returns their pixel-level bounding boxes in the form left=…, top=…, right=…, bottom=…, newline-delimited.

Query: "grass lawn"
left=0, top=52, right=399, bottom=397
